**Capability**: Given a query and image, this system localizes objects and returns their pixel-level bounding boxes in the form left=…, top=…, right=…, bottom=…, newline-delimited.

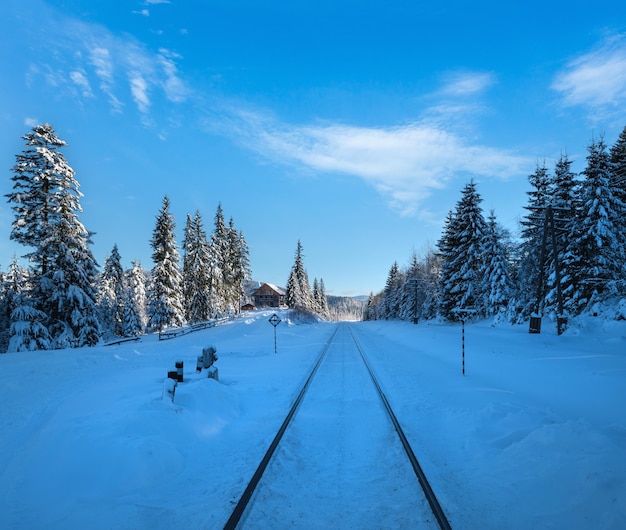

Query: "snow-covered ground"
left=0, top=310, right=624, bottom=529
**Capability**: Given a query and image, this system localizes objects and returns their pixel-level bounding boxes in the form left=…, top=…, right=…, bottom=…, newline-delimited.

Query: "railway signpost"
left=268, top=313, right=281, bottom=353
left=452, top=308, right=476, bottom=375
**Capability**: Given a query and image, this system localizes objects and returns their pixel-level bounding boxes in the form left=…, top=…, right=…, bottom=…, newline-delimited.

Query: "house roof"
left=254, top=282, right=286, bottom=295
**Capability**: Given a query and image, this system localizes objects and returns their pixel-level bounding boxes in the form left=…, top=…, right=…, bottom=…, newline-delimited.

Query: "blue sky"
left=1, top=0, right=626, bottom=296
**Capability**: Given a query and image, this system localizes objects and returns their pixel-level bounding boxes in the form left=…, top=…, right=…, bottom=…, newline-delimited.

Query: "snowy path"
left=239, top=324, right=439, bottom=529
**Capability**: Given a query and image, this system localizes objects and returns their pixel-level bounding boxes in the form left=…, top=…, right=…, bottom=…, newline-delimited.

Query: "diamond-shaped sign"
left=268, top=314, right=281, bottom=327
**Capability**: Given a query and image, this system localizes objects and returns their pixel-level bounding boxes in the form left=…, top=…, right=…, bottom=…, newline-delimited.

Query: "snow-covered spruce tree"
left=312, top=277, right=330, bottom=318
left=0, top=266, right=7, bottom=352
left=98, top=244, right=126, bottom=337
left=609, top=126, right=626, bottom=281
left=318, top=278, right=330, bottom=318
left=3, top=265, right=46, bottom=353
left=482, top=211, right=513, bottom=319
left=8, top=303, right=51, bottom=352
left=436, top=210, right=458, bottom=319
left=548, top=154, right=582, bottom=316
left=312, top=278, right=321, bottom=313
left=208, top=204, right=228, bottom=316
left=147, top=196, right=184, bottom=331
left=421, top=247, right=443, bottom=320
left=46, top=193, right=101, bottom=348
left=226, top=218, right=252, bottom=314
left=610, top=125, right=626, bottom=222
left=511, top=162, right=552, bottom=321
left=6, top=123, right=101, bottom=348
left=570, top=136, right=625, bottom=311
left=122, top=260, right=147, bottom=336
left=182, top=211, right=211, bottom=324
left=286, top=240, right=313, bottom=310
left=286, top=269, right=303, bottom=309
left=380, top=262, right=403, bottom=320
left=6, top=123, right=66, bottom=279
left=437, top=181, right=488, bottom=320
left=398, top=253, right=424, bottom=323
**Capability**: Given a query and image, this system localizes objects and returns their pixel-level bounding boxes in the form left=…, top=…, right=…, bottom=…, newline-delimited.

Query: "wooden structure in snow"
left=252, top=283, right=286, bottom=308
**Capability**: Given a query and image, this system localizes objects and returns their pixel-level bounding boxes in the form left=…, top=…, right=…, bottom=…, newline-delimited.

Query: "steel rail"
left=224, top=323, right=452, bottom=529
left=223, top=324, right=341, bottom=530
left=348, top=325, right=452, bottom=530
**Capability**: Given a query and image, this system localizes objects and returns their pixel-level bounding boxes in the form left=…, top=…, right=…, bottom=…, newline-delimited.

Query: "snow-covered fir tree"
left=437, top=181, right=488, bottom=320
left=482, top=211, right=513, bottom=318
left=286, top=240, right=313, bottom=310
left=312, top=277, right=330, bottom=318
left=122, top=260, right=147, bottom=337
left=379, top=262, right=403, bottom=319
left=609, top=125, right=626, bottom=222
left=182, top=211, right=212, bottom=323
left=0, top=259, right=28, bottom=352
left=208, top=204, right=228, bottom=317
left=608, top=128, right=626, bottom=272
left=6, top=123, right=101, bottom=349
left=570, top=136, right=625, bottom=311
left=548, top=154, right=581, bottom=315
left=45, top=191, right=101, bottom=348
left=8, top=304, right=51, bottom=352
left=147, top=196, right=184, bottom=331
left=312, top=278, right=320, bottom=313
left=226, top=218, right=252, bottom=314
left=318, top=278, right=330, bottom=318
left=6, top=123, right=69, bottom=278
left=286, top=269, right=303, bottom=309
left=513, top=162, right=553, bottom=320
left=0, top=267, right=7, bottom=352
left=98, top=244, right=125, bottom=337
left=398, top=253, right=423, bottom=323
left=418, top=247, right=442, bottom=320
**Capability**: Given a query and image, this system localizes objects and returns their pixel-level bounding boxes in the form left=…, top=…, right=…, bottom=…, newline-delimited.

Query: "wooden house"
left=252, top=283, right=286, bottom=308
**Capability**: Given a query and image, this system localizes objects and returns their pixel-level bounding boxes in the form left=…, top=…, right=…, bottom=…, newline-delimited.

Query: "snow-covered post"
left=162, top=377, right=177, bottom=402
left=175, top=360, right=184, bottom=382
left=203, top=346, right=219, bottom=380
left=202, top=346, right=218, bottom=368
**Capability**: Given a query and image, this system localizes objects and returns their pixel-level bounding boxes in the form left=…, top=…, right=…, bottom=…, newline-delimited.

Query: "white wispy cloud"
left=439, top=71, right=496, bottom=97
left=129, top=74, right=150, bottom=114
left=214, top=108, right=531, bottom=216
left=552, top=33, right=626, bottom=119
left=26, top=7, right=188, bottom=119
left=158, top=48, right=188, bottom=103
left=69, top=70, right=94, bottom=98
left=89, top=47, right=124, bottom=111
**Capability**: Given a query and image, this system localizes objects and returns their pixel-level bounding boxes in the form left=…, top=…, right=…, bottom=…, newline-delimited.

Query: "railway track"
left=224, top=323, right=452, bottom=529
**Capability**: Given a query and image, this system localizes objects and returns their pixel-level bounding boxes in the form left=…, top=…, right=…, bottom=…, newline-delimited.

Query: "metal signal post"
left=268, top=313, right=281, bottom=353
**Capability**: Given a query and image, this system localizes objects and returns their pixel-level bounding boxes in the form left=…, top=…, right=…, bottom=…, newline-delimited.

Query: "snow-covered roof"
left=255, top=282, right=286, bottom=295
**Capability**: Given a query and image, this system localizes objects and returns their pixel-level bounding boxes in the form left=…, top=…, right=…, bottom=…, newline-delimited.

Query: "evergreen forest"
left=366, top=128, right=626, bottom=330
